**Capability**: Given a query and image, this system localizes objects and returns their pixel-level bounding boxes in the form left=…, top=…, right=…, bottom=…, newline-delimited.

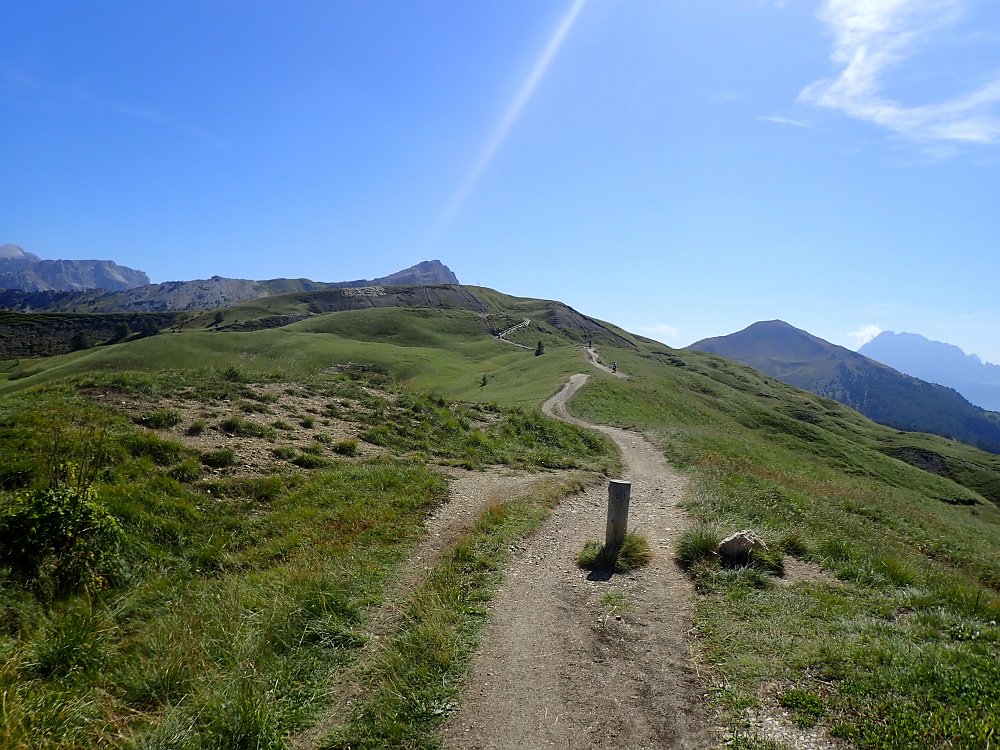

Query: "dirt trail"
left=440, top=374, right=716, bottom=749
left=586, top=346, right=626, bottom=379
left=293, top=467, right=568, bottom=750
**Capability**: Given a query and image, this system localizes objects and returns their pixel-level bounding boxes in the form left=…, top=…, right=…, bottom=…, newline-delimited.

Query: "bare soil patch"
left=747, top=683, right=849, bottom=750
left=86, top=381, right=384, bottom=478
left=777, top=557, right=841, bottom=587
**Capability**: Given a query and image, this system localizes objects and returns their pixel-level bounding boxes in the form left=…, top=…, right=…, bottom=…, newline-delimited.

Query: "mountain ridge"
left=687, top=319, right=1000, bottom=454
left=860, top=330, right=1000, bottom=411
left=0, top=243, right=149, bottom=292
left=0, top=257, right=458, bottom=313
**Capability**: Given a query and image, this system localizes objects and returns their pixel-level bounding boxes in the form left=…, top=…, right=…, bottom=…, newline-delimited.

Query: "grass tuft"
left=674, top=525, right=721, bottom=570
left=577, top=532, right=652, bottom=573
left=332, top=438, right=359, bottom=457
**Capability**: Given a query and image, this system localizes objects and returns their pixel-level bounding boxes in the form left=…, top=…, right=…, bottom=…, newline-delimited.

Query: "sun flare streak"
left=438, top=0, right=586, bottom=233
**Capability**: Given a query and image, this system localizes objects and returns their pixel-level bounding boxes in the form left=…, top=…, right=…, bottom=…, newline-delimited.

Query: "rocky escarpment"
left=0, top=244, right=149, bottom=292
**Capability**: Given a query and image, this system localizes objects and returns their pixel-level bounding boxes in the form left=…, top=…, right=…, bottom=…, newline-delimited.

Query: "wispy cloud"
left=109, top=101, right=224, bottom=147
left=757, top=115, right=811, bottom=128
left=801, top=0, right=1000, bottom=144
left=1, top=71, right=222, bottom=147
left=846, top=323, right=883, bottom=348
left=634, top=323, right=682, bottom=340
left=1, top=68, right=38, bottom=88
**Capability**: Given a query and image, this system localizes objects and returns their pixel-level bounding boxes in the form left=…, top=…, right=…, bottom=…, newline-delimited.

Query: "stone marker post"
left=605, top=480, right=632, bottom=551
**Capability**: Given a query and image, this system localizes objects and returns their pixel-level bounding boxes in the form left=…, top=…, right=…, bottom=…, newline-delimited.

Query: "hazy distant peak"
left=0, top=244, right=148, bottom=291
left=860, top=330, right=1000, bottom=411
left=0, top=243, right=41, bottom=262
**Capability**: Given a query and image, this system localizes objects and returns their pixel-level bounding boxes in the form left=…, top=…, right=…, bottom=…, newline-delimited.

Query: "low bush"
left=124, top=433, right=186, bottom=466
left=292, top=453, right=330, bottom=470
left=135, top=410, right=181, bottom=429
left=0, top=481, right=124, bottom=599
left=332, top=438, right=359, bottom=457
left=185, top=420, right=206, bottom=436
left=201, top=448, right=236, bottom=468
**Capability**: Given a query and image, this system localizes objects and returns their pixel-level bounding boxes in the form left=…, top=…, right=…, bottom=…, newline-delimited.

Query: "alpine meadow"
left=0, top=282, right=997, bottom=749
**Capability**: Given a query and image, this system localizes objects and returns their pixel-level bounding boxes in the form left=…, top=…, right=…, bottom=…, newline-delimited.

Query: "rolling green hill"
left=688, top=319, right=1000, bottom=454
left=0, top=287, right=998, bottom=747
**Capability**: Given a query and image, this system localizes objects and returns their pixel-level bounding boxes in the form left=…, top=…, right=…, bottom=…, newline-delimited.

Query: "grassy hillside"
left=0, top=289, right=635, bottom=408
left=570, top=343, right=1000, bottom=748
left=1, top=288, right=999, bottom=747
left=0, top=366, right=616, bottom=748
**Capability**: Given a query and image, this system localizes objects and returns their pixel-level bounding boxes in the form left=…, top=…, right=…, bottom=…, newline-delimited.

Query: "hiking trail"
left=439, top=368, right=717, bottom=749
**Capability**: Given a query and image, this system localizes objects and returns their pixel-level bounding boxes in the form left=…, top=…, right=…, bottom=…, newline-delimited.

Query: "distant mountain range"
left=687, top=320, right=1000, bottom=455
left=0, top=243, right=149, bottom=292
left=860, top=331, right=1000, bottom=412
left=0, top=253, right=459, bottom=313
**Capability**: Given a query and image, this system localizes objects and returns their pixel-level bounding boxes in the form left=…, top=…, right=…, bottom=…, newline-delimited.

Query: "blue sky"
left=3, top=1, right=1000, bottom=363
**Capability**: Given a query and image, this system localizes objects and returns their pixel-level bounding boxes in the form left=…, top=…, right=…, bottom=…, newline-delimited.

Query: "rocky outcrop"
left=718, top=529, right=767, bottom=566
left=331, top=259, right=460, bottom=287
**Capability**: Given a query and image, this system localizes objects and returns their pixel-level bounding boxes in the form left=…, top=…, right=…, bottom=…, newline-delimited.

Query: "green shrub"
left=271, top=446, right=296, bottom=461
left=201, top=448, right=236, bottom=468
left=778, top=531, right=809, bottom=557
left=332, top=438, right=359, bottom=457
left=362, top=425, right=393, bottom=446
left=0, top=482, right=124, bottom=598
left=135, top=409, right=181, bottom=429
left=749, top=544, right=785, bottom=575
left=292, top=453, right=329, bottom=469
left=168, top=458, right=201, bottom=483
left=30, top=604, right=111, bottom=677
left=240, top=400, right=271, bottom=414
left=124, top=432, right=186, bottom=466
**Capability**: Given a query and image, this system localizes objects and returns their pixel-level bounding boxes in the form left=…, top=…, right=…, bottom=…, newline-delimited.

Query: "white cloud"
left=801, top=0, right=1000, bottom=144
left=846, top=323, right=883, bottom=348
left=634, top=323, right=682, bottom=340
left=757, top=115, right=811, bottom=128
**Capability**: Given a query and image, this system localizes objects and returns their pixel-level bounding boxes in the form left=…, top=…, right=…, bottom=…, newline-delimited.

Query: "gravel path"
left=439, top=373, right=717, bottom=749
